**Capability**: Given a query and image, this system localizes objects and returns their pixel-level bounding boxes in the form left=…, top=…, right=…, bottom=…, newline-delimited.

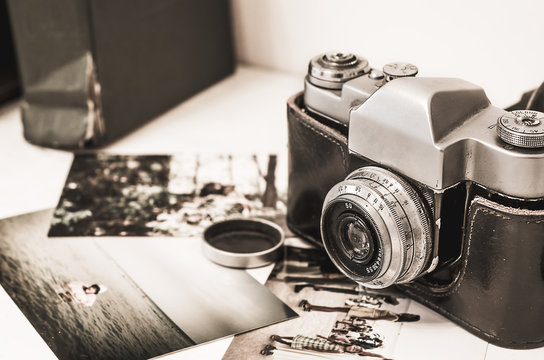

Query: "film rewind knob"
left=497, top=110, right=544, bottom=148
left=308, top=52, right=370, bottom=89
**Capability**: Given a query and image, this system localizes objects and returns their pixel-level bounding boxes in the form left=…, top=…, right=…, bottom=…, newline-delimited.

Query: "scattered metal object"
left=202, top=218, right=284, bottom=268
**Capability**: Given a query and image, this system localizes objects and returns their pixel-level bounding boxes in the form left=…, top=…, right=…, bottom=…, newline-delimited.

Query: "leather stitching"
left=403, top=196, right=544, bottom=346
left=288, top=101, right=349, bottom=173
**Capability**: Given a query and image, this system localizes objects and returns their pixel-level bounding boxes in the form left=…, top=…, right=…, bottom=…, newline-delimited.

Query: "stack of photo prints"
left=0, top=154, right=298, bottom=360
left=1, top=153, right=410, bottom=359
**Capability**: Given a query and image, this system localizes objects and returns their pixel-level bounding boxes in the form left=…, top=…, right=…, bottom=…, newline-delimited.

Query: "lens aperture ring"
left=347, top=167, right=432, bottom=284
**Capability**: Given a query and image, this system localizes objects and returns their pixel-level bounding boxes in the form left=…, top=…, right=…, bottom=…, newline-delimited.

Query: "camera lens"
left=338, top=215, right=373, bottom=263
left=321, top=199, right=385, bottom=282
left=321, top=166, right=432, bottom=288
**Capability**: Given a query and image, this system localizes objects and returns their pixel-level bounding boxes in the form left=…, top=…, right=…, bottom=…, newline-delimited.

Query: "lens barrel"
left=320, top=166, right=432, bottom=288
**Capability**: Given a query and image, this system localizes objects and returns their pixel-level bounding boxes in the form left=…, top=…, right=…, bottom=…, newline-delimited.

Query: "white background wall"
left=231, top=0, right=544, bottom=107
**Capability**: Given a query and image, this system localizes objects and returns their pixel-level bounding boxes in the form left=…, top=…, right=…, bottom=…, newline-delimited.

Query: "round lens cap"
left=202, top=218, right=284, bottom=269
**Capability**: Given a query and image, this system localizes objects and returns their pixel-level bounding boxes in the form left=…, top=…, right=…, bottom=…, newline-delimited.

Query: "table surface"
left=0, top=65, right=542, bottom=360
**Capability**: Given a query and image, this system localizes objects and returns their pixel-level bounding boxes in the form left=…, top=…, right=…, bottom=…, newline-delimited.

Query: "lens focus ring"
left=321, top=166, right=432, bottom=288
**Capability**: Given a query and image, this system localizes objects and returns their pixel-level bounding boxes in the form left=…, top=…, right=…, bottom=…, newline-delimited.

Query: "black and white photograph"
left=49, top=153, right=287, bottom=238
left=0, top=210, right=195, bottom=360
left=223, top=240, right=410, bottom=360
left=0, top=210, right=297, bottom=360
left=2, top=0, right=544, bottom=359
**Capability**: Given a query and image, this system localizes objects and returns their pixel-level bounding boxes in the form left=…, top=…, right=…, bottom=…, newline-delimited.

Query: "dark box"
left=0, top=0, right=20, bottom=103
left=7, top=0, right=235, bottom=148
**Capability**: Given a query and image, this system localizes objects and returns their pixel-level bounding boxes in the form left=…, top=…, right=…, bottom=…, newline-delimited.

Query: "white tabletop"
left=0, top=65, right=542, bottom=360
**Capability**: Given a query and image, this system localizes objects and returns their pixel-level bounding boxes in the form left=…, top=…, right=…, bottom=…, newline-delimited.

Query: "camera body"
left=287, top=53, right=544, bottom=348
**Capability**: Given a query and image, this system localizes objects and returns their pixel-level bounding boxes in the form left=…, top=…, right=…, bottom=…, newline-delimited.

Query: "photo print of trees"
left=49, top=153, right=287, bottom=237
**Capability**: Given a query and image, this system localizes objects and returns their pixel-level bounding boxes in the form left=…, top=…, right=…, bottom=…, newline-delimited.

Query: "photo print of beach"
left=48, top=153, right=288, bottom=238
left=0, top=210, right=298, bottom=360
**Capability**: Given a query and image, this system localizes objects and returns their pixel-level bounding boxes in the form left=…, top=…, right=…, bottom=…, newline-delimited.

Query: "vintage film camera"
left=286, top=52, right=544, bottom=348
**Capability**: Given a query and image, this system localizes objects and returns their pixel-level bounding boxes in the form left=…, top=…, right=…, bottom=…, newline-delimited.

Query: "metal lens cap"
left=308, top=52, right=370, bottom=89
left=202, top=218, right=284, bottom=268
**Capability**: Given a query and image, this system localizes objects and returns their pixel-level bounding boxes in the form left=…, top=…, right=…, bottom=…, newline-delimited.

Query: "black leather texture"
left=286, top=91, right=544, bottom=348
left=287, top=92, right=348, bottom=247
left=401, top=196, right=544, bottom=349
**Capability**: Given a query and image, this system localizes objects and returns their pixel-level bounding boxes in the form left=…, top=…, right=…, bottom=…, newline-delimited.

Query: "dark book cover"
left=7, top=0, right=235, bottom=148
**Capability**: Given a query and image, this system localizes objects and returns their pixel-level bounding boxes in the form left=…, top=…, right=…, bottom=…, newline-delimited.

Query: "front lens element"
left=321, top=198, right=387, bottom=282
left=339, top=216, right=373, bottom=263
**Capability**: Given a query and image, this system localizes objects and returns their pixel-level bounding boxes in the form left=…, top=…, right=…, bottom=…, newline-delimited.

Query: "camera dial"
left=497, top=110, right=544, bottom=148
left=382, top=62, right=418, bottom=82
left=308, top=52, right=370, bottom=89
left=321, top=166, right=432, bottom=288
